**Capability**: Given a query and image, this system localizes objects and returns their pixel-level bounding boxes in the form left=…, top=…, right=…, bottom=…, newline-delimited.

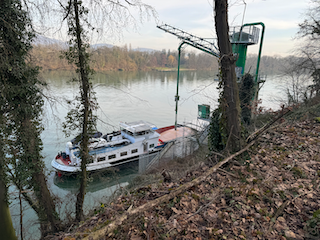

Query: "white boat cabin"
left=52, top=120, right=161, bottom=174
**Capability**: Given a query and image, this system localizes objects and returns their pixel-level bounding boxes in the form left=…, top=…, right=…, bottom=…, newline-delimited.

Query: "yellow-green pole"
left=174, top=43, right=183, bottom=130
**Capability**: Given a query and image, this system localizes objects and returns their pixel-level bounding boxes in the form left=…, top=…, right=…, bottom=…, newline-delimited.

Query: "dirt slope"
left=52, top=119, right=320, bottom=240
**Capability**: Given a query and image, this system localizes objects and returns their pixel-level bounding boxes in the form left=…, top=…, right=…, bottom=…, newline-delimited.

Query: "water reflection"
left=42, top=70, right=218, bottom=88
left=53, top=162, right=139, bottom=193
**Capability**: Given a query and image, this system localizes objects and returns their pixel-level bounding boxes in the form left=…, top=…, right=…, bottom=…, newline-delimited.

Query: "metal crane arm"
left=157, top=24, right=220, bottom=58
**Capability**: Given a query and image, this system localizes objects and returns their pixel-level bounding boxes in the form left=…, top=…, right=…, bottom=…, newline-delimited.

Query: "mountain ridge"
left=33, top=35, right=156, bottom=52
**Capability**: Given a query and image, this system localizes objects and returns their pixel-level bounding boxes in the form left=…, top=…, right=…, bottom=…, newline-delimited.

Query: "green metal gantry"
left=157, top=22, right=265, bottom=129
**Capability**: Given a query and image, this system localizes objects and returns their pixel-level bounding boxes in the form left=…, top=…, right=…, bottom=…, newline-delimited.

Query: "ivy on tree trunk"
left=62, top=0, right=97, bottom=222
left=0, top=0, right=61, bottom=236
left=214, top=0, right=242, bottom=153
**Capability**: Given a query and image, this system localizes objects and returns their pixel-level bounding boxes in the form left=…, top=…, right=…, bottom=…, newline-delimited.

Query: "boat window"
left=149, top=144, right=154, bottom=148
left=98, top=157, right=106, bottom=162
left=108, top=154, right=116, bottom=160
left=131, top=149, right=138, bottom=154
left=120, top=152, right=127, bottom=156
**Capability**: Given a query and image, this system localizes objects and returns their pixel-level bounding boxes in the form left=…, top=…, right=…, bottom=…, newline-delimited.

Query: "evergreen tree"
left=0, top=0, right=61, bottom=236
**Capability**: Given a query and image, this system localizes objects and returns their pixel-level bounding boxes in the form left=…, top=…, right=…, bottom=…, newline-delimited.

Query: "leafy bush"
left=305, top=209, right=320, bottom=238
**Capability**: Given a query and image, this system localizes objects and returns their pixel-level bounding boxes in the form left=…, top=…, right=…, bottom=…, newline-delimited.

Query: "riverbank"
left=153, top=67, right=197, bottom=72
left=49, top=101, right=320, bottom=240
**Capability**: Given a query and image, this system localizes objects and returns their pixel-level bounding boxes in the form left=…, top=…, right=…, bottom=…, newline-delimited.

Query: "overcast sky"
left=109, top=0, right=310, bottom=56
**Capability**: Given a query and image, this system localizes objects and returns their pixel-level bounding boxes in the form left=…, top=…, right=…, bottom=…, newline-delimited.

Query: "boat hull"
left=51, top=120, right=207, bottom=176
left=52, top=148, right=163, bottom=175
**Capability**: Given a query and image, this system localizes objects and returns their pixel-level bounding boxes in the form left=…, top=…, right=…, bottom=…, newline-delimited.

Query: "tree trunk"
left=73, top=0, right=90, bottom=222
left=0, top=180, right=17, bottom=240
left=214, top=0, right=241, bottom=152
left=33, top=168, right=61, bottom=234
left=0, top=140, right=17, bottom=240
left=21, top=119, right=61, bottom=235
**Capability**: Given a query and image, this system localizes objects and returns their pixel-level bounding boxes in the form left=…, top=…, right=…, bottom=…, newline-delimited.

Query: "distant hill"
left=91, top=44, right=156, bottom=52
left=33, top=35, right=65, bottom=46
left=91, top=43, right=114, bottom=49
left=33, top=35, right=157, bottom=53
left=31, top=37, right=287, bottom=73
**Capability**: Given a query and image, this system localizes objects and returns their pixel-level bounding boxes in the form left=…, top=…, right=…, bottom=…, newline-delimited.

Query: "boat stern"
left=51, top=154, right=80, bottom=175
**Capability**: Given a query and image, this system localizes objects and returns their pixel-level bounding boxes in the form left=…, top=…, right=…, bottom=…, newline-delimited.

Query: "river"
left=9, top=70, right=286, bottom=239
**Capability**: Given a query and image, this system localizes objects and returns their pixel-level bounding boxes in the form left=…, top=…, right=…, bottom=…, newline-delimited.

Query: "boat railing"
left=143, top=119, right=211, bottom=173
left=144, top=142, right=174, bottom=173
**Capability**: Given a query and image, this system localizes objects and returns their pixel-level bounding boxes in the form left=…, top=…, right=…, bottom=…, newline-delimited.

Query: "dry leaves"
left=54, top=120, right=320, bottom=240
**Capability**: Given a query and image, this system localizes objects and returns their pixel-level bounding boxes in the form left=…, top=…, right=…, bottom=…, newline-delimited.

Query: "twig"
left=290, top=190, right=315, bottom=202
left=67, top=224, right=74, bottom=232
left=230, top=160, right=241, bottom=166
left=268, top=200, right=289, bottom=232
left=153, top=225, right=160, bottom=238
left=247, top=108, right=292, bottom=143
left=186, top=192, right=220, bottom=220
left=268, top=189, right=316, bottom=232
left=210, top=151, right=226, bottom=159
left=217, top=168, right=238, bottom=178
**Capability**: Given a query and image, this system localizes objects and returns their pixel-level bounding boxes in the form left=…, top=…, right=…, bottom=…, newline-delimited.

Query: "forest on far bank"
left=31, top=43, right=288, bottom=75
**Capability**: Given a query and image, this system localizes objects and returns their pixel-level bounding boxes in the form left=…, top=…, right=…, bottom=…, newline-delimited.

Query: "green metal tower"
left=230, top=22, right=265, bottom=83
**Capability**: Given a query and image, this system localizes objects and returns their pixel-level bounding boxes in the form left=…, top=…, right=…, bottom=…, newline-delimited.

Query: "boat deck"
left=73, top=145, right=124, bottom=157
left=56, top=156, right=71, bottom=166
left=158, top=126, right=194, bottom=143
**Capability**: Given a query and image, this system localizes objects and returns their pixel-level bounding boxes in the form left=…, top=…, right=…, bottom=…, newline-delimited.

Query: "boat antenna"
left=241, top=0, right=247, bottom=27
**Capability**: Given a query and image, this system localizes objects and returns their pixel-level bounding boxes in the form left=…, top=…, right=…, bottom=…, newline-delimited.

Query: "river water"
left=10, top=70, right=286, bottom=239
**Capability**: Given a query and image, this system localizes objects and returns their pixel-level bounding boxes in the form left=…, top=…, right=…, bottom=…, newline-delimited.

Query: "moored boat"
left=51, top=110, right=211, bottom=176
left=52, top=120, right=165, bottom=175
